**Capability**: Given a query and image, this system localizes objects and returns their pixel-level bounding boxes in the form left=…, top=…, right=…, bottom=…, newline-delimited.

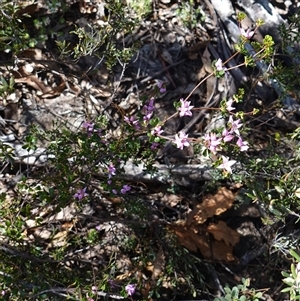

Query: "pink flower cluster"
left=125, top=284, right=136, bottom=296
left=124, top=96, right=157, bottom=130
left=204, top=117, right=248, bottom=151
left=169, top=99, right=195, bottom=149
left=151, top=125, right=163, bottom=136
left=202, top=100, right=249, bottom=173
left=178, top=98, right=194, bottom=117
left=240, top=27, right=254, bottom=39
left=73, top=187, right=88, bottom=200
left=143, top=97, right=155, bottom=122
left=82, top=121, right=95, bottom=137
left=174, top=131, right=190, bottom=150
left=123, top=81, right=169, bottom=150
left=215, top=58, right=226, bottom=72
left=124, top=116, right=140, bottom=130
left=107, top=162, right=131, bottom=195
left=170, top=97, right=249, bottom=174
left=82, top=120, right=103, bottom=137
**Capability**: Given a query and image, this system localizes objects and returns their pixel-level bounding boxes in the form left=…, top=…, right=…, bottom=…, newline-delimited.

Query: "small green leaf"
left=291, top=263, right=297, bottom=278
left=282, top=271, right=291, bottom=277
left=290, top=249, right=300, bottom=262
left=282, top=277, right=295, bottom=286
left=231, top=286, right=239, bottom=298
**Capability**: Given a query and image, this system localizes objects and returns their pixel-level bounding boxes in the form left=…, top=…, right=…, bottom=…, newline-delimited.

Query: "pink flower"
left=95, top=225, right=102, bottom=231
left=108, top=163, right=116, bottom=178
left=222, top=128, right=235, bottom=143
left=143, top=97, right=155, bottom=122
left=121, top=184, right=131, bottom=194
left=151, top=125, right=163, bottom=136
left=108, top=279, right=117, bottom=288
left=228, top=116, right=243, bottom=135
left=92, top=286, right=97, bottom=292
left=240, top=28, right=254, bottom=39
left=82, top=121, right=95, bottom=136
left=225, top=99, right=235, bottom=112
left=178, top=98, right=194, bottom=117
left=73, top=187, right=88, bottom=200
left=150, top=142, right=160, bottom=150
left=217, top=156, right=236, bottom=174
left=236, top=137, right=249, bottom=151
left=125, top=284, right=135, bottom=296
left=144, top=98, right=155, bottom=111
left=156, top=80, right=166, bottom=93
left=174, top=131, right=190, bottom=149
left=215, top=58, right=226, bottom=72
left=204, top=132, right=222, bottom=154
left=124, top=116, right=141, bottom=130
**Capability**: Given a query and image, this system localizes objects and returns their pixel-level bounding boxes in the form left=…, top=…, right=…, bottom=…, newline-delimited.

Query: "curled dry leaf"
left=209, top=241, right=236, bottom=262
left=169, top=224, right=236, bottom=261
left=170, top=224, right=206, bottom=253
left=13, top=65, right=51, bottom=94
left=187, top=187, right=235, bottom=225
left=207, top=221, right=240, bottom=246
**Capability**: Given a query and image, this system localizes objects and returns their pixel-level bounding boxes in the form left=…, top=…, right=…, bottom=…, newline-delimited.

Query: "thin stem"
left=184, top=72, right=214, bottom=102
left=160, top=72, right=214, bottom=125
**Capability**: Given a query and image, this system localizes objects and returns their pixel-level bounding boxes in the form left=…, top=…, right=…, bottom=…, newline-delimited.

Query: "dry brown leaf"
left=41, top=82, right=67, bottom=98
left=61, top=221, right=75, bottom=231
left=46, top=203, right=77, bottom=222
left=115, top=271, right=134, bottom=281
left=23, top=227, right=52, bottom=241
left=47, top=221, right=75, bottom=248
left=18, top=48, right=44, bottom=60
left=170, top=224, right=212, bottom=257
left=148, top=193, right=182, bottom=207
left=170, top=224, right=236, bottom=261
left=210, top=241, right=236, bottom=261
left=207, top=221, right=240, bottom=246
left=141, top=281, right=152, bottom=301
left=14, top=75, right=51, bottom=94
left=13, top=64, right=73, bottom=98
left=47, top=230, right=69, bottom=248
left=151, top=245, right=165, bottom=281
left=188, top=40, right=210, bottom=60
left=187, top=187, right=235, bottom=225
left=13, top=65, right=51, bottom=94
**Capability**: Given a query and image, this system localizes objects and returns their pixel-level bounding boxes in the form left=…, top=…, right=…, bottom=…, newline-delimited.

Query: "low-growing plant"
left=281, top=249, right=300, bottom=300
left=0, top=1, right=37, bottom=52
left=214, top=278, right=264, bottom=301
left=176, top=0, right=205, bottom=29
left=1, top=1, right=300, bottom=300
